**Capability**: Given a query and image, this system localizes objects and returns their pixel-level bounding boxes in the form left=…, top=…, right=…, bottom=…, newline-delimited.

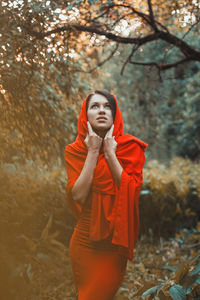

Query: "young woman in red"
left=65, top=90, right=148, bottom=300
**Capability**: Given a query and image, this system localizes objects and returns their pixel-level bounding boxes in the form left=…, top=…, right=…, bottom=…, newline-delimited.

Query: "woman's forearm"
left=71, top=150, right=99, bottom=204
left=105, top=152, right=123, bottom=189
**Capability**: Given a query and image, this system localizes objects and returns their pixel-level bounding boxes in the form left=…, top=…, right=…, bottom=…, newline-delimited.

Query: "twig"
left=79, top=43, right=119, bottom=74
left=182, top=19, right=200, bottom=40
left=120, top=44, right=140, bottom=75
left=147, top=0, right=158, bottom=31
left=130, top=57, right=190, bottom=70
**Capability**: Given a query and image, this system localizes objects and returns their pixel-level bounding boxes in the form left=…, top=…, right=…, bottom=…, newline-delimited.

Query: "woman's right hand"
left=84, top=121, right=102, bottom=153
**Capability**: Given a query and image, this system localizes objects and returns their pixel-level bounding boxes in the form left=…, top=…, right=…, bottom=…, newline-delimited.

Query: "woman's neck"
left=93, top=129, right=107, bottom=138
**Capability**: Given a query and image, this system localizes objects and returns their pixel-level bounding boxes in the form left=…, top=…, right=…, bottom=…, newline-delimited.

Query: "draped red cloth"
left=65, top=94, right=148, bottom=261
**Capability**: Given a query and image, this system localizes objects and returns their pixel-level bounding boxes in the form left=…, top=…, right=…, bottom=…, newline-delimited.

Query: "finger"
left=104, top=124, right=113, bottom=138
left=107, top=124, right=114, bottom=138
left=87, top=121, right=94, bottom=135
left=84, top=133, right=88, bottom=142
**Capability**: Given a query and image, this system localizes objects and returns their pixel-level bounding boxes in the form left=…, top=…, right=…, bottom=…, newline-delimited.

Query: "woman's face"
left=87, top=94, right=114, bottom=137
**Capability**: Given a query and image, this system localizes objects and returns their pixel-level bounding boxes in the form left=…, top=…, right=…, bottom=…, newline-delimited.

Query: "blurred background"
left=0, top=0, right=199, bottom=299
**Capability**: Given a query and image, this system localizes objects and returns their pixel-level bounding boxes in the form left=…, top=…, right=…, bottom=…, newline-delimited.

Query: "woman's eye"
left=105, top=104, right=111, bottom=109
left=91, top=104, right=98, bottom=109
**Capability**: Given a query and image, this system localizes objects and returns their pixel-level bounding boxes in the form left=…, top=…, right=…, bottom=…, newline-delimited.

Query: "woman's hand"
left=103, top=124, right=117, bottom=159
left=84, top=121, right=103, bottom=153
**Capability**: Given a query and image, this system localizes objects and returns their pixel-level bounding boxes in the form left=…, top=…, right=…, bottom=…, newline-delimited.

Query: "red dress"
left=65, top=94, right=148, bottom=299
left=69, top=194, right=128, bottom=300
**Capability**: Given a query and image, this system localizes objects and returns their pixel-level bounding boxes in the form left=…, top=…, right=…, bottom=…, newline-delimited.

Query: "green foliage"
left=169, top=285, right=187, bottom=300
left=142, top=284, right=162, bottom=297
left=140, top=157, right=200, bottom=236
left=135, top=250, right=200, bottom=300
left=96, top=34, right=200, bottom=160
left=0, top=0, right=89, bottom=163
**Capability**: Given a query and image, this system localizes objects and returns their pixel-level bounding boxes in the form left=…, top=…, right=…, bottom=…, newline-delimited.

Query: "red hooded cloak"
left=65, top=94, right=148, bottom=260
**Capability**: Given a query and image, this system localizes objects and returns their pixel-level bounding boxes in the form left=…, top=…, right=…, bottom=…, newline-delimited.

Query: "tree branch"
left=112, top=12, right=134, bottom=27
left=130, top=57, right=190, bottom=70
left=103, top=3, right=169, bottom=33
left=74, top=43, right=119, bottom=74
left=147, top=0, right=158, bottom=31
left=86, top=43, right=119, bottom=73
left=25, top=2, right=200, bottom=72
left=121, top=44, right=140, bottom=75
left=35, top=23, right=200, bottom=61
left=182, top=19, right=200, bottom=40
left=27, top=24, right=159, bottom=45
left=159, top=31, right=200, bottom=60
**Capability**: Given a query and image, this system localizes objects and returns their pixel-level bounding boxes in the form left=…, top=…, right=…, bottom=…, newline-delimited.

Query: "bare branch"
left=25, top=2, right=200, bottom=73
left=76, top=43, right=119, bottom=74
left=28, top=22, right=200, bottom=64
left=182, top=19, right=200, bottom=40
left=27, top=24, right=159, bottom=45
left=112, top=12, right=133, bottom=27
left=104, top=3, right=153, bottom=28
left=121, top=44, right=140, bottom=75
left=103, top=3, right=169, bottom=33
left=159, top=31, right=200, bottom=60
left=147, top=0, right=158, bottom=31
left=130, top=57, right=190, bottom=70
left=91, top=8, right=109, bottom=22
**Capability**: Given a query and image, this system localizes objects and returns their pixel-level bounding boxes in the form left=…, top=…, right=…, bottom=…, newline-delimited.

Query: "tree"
left=0, top=0, right=199, bottom=162
left=0, top=0, right=89, bottom=162
left=26, top=0, right=200, bottom=75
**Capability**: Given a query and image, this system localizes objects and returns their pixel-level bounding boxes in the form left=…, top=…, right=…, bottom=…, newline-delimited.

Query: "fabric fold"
left=111, top=170, right=142, bottom=260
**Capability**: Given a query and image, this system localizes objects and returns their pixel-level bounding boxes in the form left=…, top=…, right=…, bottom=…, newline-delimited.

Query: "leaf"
left=175, top=264, right=189, bottom=284
left=133, top=282, right=158, bottom=296
left=142, top=284, right=162, bottom=297
left=186, top=282, right=200, bottom=299
left=140, top=190, right=151, bottom=195
left=169, top=285, right=187, bottom=300
left=181, top=274, right=199, bottom=289
left=190, top=262, right=200, bottom=276
left=163, top=262, right=177, bottom=272
left=41, top=212, right=53, bottom=240
left=189, top=254, right=200, bottom=265
left=26, top=264, right=33, bottom=281
left=158, top=289, right=172, bottom=300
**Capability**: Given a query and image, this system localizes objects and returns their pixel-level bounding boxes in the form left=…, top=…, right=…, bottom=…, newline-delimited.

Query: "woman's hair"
left=86, top=90, right=116, bottom=120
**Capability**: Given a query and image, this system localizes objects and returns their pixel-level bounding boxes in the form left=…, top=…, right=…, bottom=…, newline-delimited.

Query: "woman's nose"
left=99, top=105, right=105, bottom=113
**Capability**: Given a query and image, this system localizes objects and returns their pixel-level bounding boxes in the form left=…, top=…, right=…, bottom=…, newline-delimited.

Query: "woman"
left=65, top=90, right=148, bottom=300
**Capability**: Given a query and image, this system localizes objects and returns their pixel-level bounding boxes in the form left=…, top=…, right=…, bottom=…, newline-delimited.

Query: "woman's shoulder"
left=65, top=137, right=80, bottom=152
left=118, top=134, right=148, bottom=149
left=65, top=143, right=73, bottom=155
left=65, top=139, right=87, bottom=158
left=65, top=142, right=78, bottom=158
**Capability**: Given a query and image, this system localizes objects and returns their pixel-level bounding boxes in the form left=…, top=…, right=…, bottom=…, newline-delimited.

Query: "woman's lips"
left=97, top=117, right=107, bottom=121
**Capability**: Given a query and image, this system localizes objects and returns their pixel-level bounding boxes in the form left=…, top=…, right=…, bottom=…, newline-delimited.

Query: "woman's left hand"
left=103, top=124, right=117, bottom=158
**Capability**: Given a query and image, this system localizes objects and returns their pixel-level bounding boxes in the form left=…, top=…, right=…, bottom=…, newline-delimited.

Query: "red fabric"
left=69, top=232, right=128, bottom=300
left=65, top=94, right=148, bottom=260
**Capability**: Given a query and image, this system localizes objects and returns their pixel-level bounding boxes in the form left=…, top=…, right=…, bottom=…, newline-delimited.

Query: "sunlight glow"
left=114, top=19, right=141, bottom=36
left=172, top=5, right=198, bottom=27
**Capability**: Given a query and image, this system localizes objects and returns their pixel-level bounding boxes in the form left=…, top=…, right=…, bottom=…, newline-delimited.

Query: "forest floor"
left=29, top=225, right=199, bottom=300
left=116, top=229, right=200, bottom=300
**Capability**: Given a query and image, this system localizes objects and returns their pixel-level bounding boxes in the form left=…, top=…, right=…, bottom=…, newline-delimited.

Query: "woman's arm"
left=104, top=151, right=122, bottom=189
left=71, top=122, right=102, bottom=204
left=71, top=150, right=99, bottom=204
